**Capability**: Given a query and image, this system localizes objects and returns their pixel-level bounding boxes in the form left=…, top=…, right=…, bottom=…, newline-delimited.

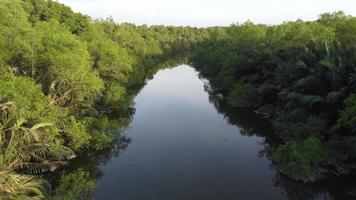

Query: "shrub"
left=227, top=82, right=256, bottom=108
left=337, top=94, right=356, bottom=134
left=272, top=136, right=326, bottom=182
left=51, top=169, right=96, bottom=200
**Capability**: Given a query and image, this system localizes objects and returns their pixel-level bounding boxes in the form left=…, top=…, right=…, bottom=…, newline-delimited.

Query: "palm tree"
left=0, top=100, right=74, bottom=199
left=0, top=170, right=47, bottom=200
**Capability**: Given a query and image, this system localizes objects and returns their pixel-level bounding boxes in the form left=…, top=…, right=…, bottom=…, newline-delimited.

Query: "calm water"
left=91, top=65, right=354, bottom=200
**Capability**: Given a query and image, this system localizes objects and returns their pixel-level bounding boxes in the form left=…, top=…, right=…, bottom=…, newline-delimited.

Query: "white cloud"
left=57, top=0, right=356, bottom=27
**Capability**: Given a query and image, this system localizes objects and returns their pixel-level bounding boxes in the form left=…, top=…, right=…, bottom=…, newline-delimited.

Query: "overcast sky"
left=58, top=0, right=356, bottom=27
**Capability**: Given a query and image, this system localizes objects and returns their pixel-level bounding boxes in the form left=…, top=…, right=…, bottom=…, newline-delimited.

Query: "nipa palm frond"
left=0, top=170, right=48, bottom=200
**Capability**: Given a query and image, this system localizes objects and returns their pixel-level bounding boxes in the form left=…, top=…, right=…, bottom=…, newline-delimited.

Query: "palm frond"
left=0, top=170, right=48, bottom=199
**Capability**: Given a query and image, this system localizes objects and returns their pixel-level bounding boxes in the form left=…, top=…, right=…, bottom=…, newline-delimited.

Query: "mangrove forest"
left=0, top=0, right=356, bottom=199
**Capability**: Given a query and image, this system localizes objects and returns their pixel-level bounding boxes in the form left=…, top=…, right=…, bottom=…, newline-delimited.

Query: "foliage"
left=337, top=94, right=356, bottom=133
left=51, top=169, right=96, bottom=200
left=34, top=20, right=104, bottom=110
left=273, top=114, right=327, bottom=141
left=227, top=82, right=256, bottom=108
left=272, top=136, right=326, bottom=182
left=62, top=117, right=91, bottom=152
left=189, top=10, right=356, bottom=182
left=0, top=70, right=49, bottom=120
left=0, top=100, right=72, bottom=199
left=0, top=170, right=48, bottom=200
left=0, top=82, right=73, bottom=174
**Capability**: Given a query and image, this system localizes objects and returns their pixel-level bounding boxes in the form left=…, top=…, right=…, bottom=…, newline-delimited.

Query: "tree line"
left=190, top=11, right=356, bottom=182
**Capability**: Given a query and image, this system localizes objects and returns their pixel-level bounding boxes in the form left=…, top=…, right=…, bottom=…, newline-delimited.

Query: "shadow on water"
left=204, top=79, right=356, bottom=200
left=49, top=62, right=356, bottom=200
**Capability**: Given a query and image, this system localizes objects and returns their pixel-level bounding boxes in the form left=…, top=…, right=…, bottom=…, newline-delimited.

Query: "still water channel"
left=80, top=65, right=353, bottom=200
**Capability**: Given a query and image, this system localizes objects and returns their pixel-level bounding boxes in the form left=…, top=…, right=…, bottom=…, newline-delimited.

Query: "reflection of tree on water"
left=49, top=134, right=132, bottom=199
left=274, top=173, right=356, bottom=200
left=203, top=80, right=277, bottom=143
left=203, top=80, right=356, bottom=200
left=274, top=173, right=330, bottom=200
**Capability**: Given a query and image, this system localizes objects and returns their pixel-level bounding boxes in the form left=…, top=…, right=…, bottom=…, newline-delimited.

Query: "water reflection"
left=49, top=136, right=132, bottom=199
left=51, top=64, right=355, bottom=200
left=202, top=71, right=356, bottom=200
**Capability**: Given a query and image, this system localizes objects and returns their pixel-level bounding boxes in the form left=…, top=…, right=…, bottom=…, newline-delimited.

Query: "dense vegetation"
left=0, top=0, right=207, bottom=199
left=190, top=12, right=356, bottom=182
left=1, top=0, right=356, bottom=198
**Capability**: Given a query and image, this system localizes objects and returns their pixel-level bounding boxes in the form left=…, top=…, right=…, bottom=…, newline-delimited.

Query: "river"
left=59, top=64, right=354, bottom=200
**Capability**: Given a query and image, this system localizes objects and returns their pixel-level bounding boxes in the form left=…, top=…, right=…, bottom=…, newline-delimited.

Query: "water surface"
left=92, top=65, right=354, bottom=200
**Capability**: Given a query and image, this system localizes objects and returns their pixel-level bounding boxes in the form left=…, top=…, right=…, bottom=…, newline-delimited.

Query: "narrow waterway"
left=91, top=65, right=352, bottom=200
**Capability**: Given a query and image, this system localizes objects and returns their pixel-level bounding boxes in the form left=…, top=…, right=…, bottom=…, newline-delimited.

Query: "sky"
left=58, top=0, right=356, bottom=27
